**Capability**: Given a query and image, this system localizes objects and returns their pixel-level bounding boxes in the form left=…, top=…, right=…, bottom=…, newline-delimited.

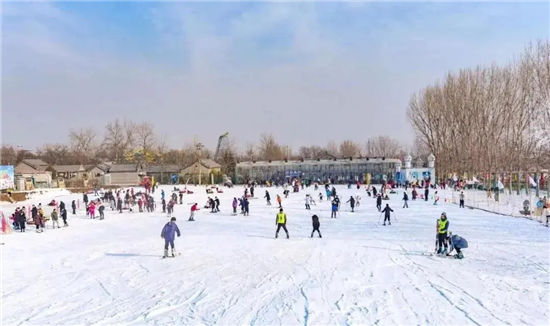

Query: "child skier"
left=381, top=204, right=394, bottom=225
left=232, top=197, right=238, bottom=214
left=161, top=217, right=181, bottom=258
left=276, top=194, right=282, bottom=208
left=189, top=203, right=198, bottom=221
left=447, top=232, right=468, bottom=259
left=459, top=192, right=465, bottom=208
left=265, top=191, right=271, bottom=205
left=433, top=191, right=439, bottom=205
left=311, top=214, right=322, bottom=238
left=376, top=194, right=382, bottom=212
left=346, top=196, right=356, bottom=212
left=403, top=191, right=409, bottom=208
left=305, top=194, right=311, bottom=210
left=331, top=198, right=338, bottom=218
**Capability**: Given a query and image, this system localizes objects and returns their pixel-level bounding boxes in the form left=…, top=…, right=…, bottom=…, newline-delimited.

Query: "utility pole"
left=196, top=142, right=204, bottom=186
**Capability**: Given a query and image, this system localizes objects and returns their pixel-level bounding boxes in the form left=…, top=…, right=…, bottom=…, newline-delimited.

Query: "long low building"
left=236, top=155, right=436, bottom=184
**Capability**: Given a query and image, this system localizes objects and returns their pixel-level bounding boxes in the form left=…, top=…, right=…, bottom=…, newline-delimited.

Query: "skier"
left=346, top=196, right=356, bottom=212
left=276, top=194, right=282, bottom=208
left=459, top=191, right=465, bottom=208
left=264, top=191, right=271, bottom=205
left=242, top=197, right=250, bottom=216
left=60, top=207, right=68, bottom=226
left=331, top=197, right=338, bottom=218
left=138, top=198, right=143, bottom=212
left=275, top=208, right=289, bottom=239
left=305, top=194, right=311, bottom=210
left=372, top=186, right=377, bottom=197
left=311, top=214, right=322, bottom=238
left=51, top=208, right=60, bottom=228
left=161, top=217, right=181, bottom=258
left=179, top=192, right=183, bottom=205
left=376, top=194, right=382, bottom=212
left=83, top=193, right=88, bottom=208
left=250, top=186, right=255, bottom=198
left=161, top=189, right=165, bottom=201
left=319, top=192, right=323, bottom=201
left=17, top=208, right=26, bottom=232
left=412, top=188, right=417, bottom=200
left=89, top=202, right=96, bottom=219
left=433, top=191, right=439, bottom=205
left=403, top=191, right=409, bottom=208
left=98, top=204, right=105, bottom=220
left=424, top=186, right=429, bottom=202
left=381, top=204, right=394, bottom=226
left=435, top=212, right=449, bottom=254
left=232, top=197, right=238, bottom=215
left=214, top=197, right=220, bottom=212
left=447, top=232, right=468, bottom=259
left=117, top=197, right=123, bottom=213
left=71, top=200, right=76, bottom=215
left=189, top=203, right=198, bottom=221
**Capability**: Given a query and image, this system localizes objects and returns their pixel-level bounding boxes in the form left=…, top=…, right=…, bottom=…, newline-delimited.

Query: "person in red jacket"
left=189, top=203, right=199, bottom=221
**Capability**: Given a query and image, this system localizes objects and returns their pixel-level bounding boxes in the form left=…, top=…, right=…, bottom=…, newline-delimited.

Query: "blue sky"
left=2, top=1, right=549, bottom=151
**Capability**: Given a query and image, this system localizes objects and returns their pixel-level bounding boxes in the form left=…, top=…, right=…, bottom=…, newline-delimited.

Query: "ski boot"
left=286, top=233, right=289, bottom=239
left=275, top=233, right=278, bottom=239
left=163, top=249, right=168, bottom=258
left=171, top=249, right=176, bottom=257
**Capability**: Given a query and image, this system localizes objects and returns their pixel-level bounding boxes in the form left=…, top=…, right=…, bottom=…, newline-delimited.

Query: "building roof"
left=94, top=163, right=111, bottom=172
left=51, top=165, right=86, bottom=173
left=200, top=159, right=221, bottom=169
left=108, top=164, right=141, bottom=173
left=147, top=164, right=181, bottom=173
left=21, top=159, right=49, bottom=171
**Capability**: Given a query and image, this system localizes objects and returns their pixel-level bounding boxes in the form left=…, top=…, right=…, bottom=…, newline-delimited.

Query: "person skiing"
left=376, top=194, right=382, bottom=212
left=276, top=194, right=282, bottom=208
left=60, top=207, right=68, bottom=226
left=319, top=192, right=323, bottom=201
left=214, top=197, right=220, bottom=212
left=459, top=191, right=465, bottom=208
left=250, top=186, right=255, bottom=198
left=17, top=208, right=26, bottom=232
left=433, top=191, right=439, bottom=205
left=179, top=192, right=183, bottom=205
left=381, top=204, right=394, bottom=225
left=403, top=191, right=409, bottom=208
left=412, top=187, right=417, bottom=200
left=161, top=217, right=181, bottom=258
left=447, top=232, right=468, bottom=259
left=98, top=204, right=105, bottom=220
left=372, top=186, right=377, bottom=197
left=89, top=202, right=96, bottom=219
left=275, top=208, right=289, bottom=239
left=117, top=197, right=123, bottom=213
left=83, top=193, right=88, bottom=208
left=232, top=197, right=238, bottom=214
left=189, top=203, right=198, bottom=221
left=71, top=200, right=76, bottom=215
left=161, top=189, right=165, bottom=201
left=436, top=212, right=449, bottom=254
left=311, top=214, right=322, bottom=238
left=264, top=191, right=271, bottom=205
left=424, top=186, right=429, bottom=202
left=331, top=197, right=338, bottom=218
left=346, top=196, right=356, bottom=212
left=305, top=194, right=312, bottom=210
left=51, top=208, right=60, bottom=229
left=242, top=197, right=250, bottom=216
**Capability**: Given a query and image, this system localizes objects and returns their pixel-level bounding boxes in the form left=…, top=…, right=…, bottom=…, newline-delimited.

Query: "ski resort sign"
left=0, top=165, right=15, bottom=190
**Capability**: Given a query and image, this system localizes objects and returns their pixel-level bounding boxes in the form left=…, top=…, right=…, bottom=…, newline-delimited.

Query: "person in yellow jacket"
left=436, top=212, right=449, bottom=254
left=275, top=208, right=289, bottom=239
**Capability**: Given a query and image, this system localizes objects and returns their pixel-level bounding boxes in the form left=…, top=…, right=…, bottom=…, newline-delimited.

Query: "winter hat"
left=441, top=212, right=447, bottom=218
left=170, top=217, right=176, bottom=221
left=279, top=208, right=283, bottom=212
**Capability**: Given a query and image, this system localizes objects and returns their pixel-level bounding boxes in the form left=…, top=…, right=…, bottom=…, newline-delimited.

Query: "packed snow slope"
left=2, top=185, right=549, bottom=325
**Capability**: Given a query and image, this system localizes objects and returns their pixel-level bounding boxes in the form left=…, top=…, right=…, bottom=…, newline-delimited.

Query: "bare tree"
left=102, top=119, right=135, bottom=163
left=339, top=140, right=362, bottom=158
left=365, top=136, right=404, bottom=158
left=258, top=134, right=284, bottom=161
left=68, top=128, right=96, bottom=164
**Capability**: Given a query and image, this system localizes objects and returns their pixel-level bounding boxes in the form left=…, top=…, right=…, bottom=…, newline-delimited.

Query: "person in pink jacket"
left=89, top=202, right=96, bottom=219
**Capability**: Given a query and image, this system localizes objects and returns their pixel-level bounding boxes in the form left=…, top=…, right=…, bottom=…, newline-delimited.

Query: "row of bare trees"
left=242, top=134, right=408, bottom=162
left=408, top=40, right=550, bottom=178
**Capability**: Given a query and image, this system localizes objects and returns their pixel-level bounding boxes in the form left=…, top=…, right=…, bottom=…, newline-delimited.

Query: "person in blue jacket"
left=447, top=232, right=468, bottom=259
left=161, top=217, right=181, bottom=258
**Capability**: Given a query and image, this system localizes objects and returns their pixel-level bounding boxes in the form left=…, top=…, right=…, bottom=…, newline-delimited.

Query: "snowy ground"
left=1, top=185, right=549, bottom=325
